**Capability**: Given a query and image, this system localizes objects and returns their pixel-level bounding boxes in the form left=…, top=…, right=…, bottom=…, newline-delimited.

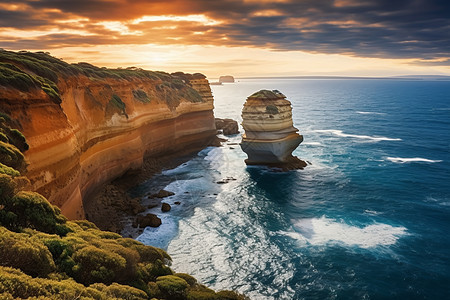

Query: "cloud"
left=0, top=0, right=449, bottom=65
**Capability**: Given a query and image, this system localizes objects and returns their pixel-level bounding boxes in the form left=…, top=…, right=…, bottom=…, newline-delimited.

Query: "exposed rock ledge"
left=0, top=52, right=216, bottom=220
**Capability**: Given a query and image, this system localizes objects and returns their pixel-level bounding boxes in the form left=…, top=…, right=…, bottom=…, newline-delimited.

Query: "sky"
left=1, top=0, right=449, bottom=78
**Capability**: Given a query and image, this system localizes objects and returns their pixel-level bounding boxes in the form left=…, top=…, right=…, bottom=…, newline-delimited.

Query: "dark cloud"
left=0, top=0, right=449, bottom=64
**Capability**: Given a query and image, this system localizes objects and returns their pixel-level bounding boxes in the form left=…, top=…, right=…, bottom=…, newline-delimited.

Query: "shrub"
left=0, top=174, right=16, bottom=200
left=0, top=141, right=26, bottom=172
left=156, top=275, right=189, bottom=299
left=0, top=266, right=105, bottom=299
left=1, top=191, right=69, bottom=235
left=0, top=131, right=8, bottom=143
left=175, top=273, right=197, bottom=286
left=0, top=227, right=56, bottom=277
left=43, top=238, right=76, bottom=275
left=117, top=238, right=171, bottom=262
left=138, top=260, right=172, bottom=282
left=187, top=290, right=218, bottom=300
left=0, top=162, right=20, bottom=177
left=72, top=245, right=126, bottom=285
left=91, top=282, right=148, bottom=299
left=6, top=128, right=29, bottom=152
left=71, top=219, right=99, bottom=231
left=108, top=94, right=128, bottom=118
left=147, top=281, right=162, bottom=298
left=0, top=112, right=11, bottom=122
left=0, top=63, right=39, bottom=92
left=132, top=89, right=151, bottom=103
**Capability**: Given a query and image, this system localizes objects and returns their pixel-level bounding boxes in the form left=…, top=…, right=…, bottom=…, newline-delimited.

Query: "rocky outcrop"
left=240, top=90, right=306, bottom=170
left=133, top=213, right=162, bottom=228
left=219, top=75, right=235, bottom=83
left=215, top=118, right=239, bottom=135
left=0, top=51, right=216, bottom=219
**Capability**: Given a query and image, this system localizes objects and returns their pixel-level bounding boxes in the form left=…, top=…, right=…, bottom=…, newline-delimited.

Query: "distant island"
left=210, top=75, right=236, bottom=85
left=219, top=75, right=235, bottom=83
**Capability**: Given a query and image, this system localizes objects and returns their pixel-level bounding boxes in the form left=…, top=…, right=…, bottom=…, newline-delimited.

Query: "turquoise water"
left=136, top=79, right=450, bottom=299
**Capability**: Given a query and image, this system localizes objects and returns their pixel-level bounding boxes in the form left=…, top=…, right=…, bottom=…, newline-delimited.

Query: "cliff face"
left=0, top=52, right=216, bottom=219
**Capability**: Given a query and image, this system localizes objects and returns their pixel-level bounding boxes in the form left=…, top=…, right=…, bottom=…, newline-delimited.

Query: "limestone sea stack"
left=240, top=90, right=307, bottom=170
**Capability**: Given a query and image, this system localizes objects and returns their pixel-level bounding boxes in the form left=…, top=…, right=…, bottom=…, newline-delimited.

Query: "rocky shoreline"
left=84, top=137, right=224, bottom=237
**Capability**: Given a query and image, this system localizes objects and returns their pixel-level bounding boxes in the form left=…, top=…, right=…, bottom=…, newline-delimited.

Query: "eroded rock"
left=215, top=118, right=239, bottom=135
left=240, top=89, right=306, bottom=170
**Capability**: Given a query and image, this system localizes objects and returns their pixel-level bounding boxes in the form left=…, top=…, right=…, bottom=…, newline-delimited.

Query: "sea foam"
left=302, top=141, right=323, bottom=146
left=314, top=129, right=402, bottom=142
left=356, top=111, right=386, bottom=115
left=285, top=217, right=407, bottom=248
left=386, top=157, right=442, bottom=163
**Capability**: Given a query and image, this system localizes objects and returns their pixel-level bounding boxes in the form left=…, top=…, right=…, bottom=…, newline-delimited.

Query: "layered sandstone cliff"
left=0, top=50, right=216, bottom=219
left=240, top=90, right=306, bottom=169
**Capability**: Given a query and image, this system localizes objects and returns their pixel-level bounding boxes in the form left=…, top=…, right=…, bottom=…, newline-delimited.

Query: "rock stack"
left=240, top=90, right=306, bottom=170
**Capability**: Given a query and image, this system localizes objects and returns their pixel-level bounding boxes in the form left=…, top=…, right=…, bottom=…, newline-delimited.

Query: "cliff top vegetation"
left=0, top=50, right=204, bottom=107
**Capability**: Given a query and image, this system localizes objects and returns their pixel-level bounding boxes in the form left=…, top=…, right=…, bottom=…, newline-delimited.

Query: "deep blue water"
left=136, top=79, right=450, bottom=299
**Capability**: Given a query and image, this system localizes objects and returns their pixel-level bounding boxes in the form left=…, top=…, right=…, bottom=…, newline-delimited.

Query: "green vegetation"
left=0, top=62, right=39, bottom=92
left=108, top=94, right=128, bottom=118
left=133, top=89, right=151, bottom=103
left=266, top=105, right=279, bottom=114
left=1, top=50, right=207, bottom=110
left=0, top=141, right=26, bottom=172
left=249, top=89, right=285, bottom=100
left=0, top=111, right=248, bottom=299
left=184, top=87, right=204, bottom=103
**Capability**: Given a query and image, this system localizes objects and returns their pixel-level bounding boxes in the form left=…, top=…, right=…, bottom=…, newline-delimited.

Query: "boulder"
left=161, top=202, right=171, bottom=212
left=133, top=213, right=162, bottom=228
left=215, top=118, right=239, bottom=135
left=148, top=189, right=175, bottom=199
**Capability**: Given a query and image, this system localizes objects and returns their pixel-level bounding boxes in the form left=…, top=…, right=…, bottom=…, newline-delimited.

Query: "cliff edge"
left=0, top=50, right=216, bottom=219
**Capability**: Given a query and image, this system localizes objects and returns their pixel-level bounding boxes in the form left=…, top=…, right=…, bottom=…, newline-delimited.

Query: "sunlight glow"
left=0, top=28, right=95, bottom=39
left=96, top=21, right=143, bottom=35
left=132, top=14, right=222, bottom=26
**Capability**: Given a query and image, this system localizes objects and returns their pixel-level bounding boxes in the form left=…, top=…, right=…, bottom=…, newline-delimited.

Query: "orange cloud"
left=0, top=0, right=449, bottom=72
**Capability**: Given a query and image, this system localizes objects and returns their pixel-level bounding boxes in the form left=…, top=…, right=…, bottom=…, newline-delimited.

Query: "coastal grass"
left=133, top=89, right=151, bottom=103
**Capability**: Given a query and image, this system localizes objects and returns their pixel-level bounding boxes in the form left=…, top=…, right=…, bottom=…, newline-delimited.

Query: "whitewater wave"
left=281, top=216, right=407, bottom=249
left=386, top=157, right=442, bottom=164
left=356, top=111, right=386, bottom=115
left=136, top=214, right=178, bottom=249
left=314, top=129, right=402, bottom=142
left=364, top=209, right=381, bottom=216
left=302, top=141, right=323, bottom=146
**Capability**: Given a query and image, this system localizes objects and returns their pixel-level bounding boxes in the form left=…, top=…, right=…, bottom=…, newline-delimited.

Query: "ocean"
left=135, top=79, right=450, bottom=299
